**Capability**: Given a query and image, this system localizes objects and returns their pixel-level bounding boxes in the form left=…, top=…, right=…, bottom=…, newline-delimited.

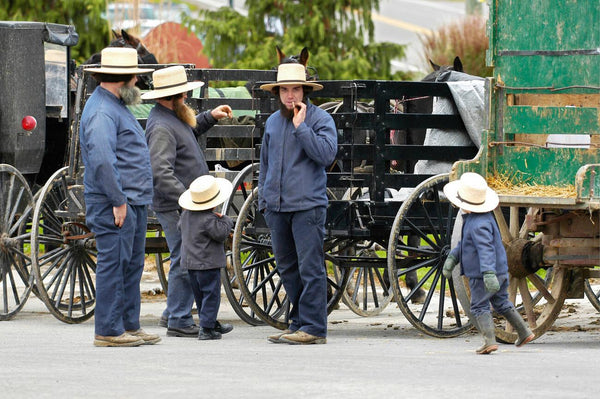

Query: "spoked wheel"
left=153, top=228, right=170, bottom=294
left=220, top=163, right=265, bottom=326
left=489, top=206, right=569, bottom=342
left=31, top=167, right=97, bottom=323
left=584, top=271, right=600, bottom=312
left=340, top=242, right=392, bottom=317
left=388, top=174, right=472, bottom=338
left=0, top=164, right=35, bottom=320
left=231, top=188, right=349, bottom=329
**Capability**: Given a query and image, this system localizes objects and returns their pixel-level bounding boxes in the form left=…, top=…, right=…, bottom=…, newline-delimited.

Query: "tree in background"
left=0, top=0, right=109, bottom=63
left=183, top=0, right=411, bottom=80
left=419, top=15, right=493, bottom=77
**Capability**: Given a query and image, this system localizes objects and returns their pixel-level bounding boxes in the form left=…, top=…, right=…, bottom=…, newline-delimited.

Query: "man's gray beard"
left=119, top=85, right=142, bottom=105
left=174, top=101, right=197, bottom=128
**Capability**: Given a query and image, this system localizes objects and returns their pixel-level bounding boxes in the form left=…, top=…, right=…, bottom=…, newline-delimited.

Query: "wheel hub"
left=506, top=238, right=544, bottom=278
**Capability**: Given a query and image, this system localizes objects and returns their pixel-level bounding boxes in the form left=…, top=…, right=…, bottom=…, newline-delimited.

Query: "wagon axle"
left=505, top=237, right=545, bottom=278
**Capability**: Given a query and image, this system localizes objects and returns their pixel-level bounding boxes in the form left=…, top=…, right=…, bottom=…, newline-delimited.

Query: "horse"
left=82, top=29, right=158, bottom=90
left=390, top=56, right=464, bottom=173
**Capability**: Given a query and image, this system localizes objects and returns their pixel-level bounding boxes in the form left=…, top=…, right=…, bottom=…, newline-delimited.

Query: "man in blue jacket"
left=142, top=66, right=232, bottom=337
left=81, top=48, right=160, bottom=347
left=259, top=63, right=337, bottom=345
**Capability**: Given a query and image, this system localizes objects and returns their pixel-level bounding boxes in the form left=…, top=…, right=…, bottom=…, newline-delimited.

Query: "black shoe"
left=198, top=328, right=221, bottom=340
left=158, top=315, right=168, bottom=328
left=167, top=325, right=199, bottom=338
left=214, top=321, right=233, bottom=335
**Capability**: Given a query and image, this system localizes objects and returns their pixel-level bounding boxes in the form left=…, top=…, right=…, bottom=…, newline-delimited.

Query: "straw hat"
left=178, top=175, right=233, bottom=211
left=141, top=65, right=204, bottom=100
left=83, top=47, right=153, bottom=74
left=260, top=63, right=323, bottom=91
left=443, top=172, right=499, bottom=213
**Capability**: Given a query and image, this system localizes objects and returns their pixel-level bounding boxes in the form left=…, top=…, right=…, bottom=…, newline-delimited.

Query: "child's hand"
left=442, top=254, right=458, bottom=279
left=483, top=272, right=500, bottom=294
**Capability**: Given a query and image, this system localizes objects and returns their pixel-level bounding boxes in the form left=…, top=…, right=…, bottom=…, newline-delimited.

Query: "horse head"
left=274, top=46, right=318, bottom=80
left=115, top=29, right=158, bottom=64
left=422, top=56, right=463, bottom=82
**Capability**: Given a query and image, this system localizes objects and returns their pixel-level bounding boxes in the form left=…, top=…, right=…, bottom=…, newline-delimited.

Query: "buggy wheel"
left=220, top=163, right=265, bottom=326
left=154, top=230, right=170, bottom=295
left=489, top=206, right=568, bottom=342
left=0, top=164, right=34, bottom=320
left=31, top=167, right=96, bottom=323
left=388, top=174, right=472, bottom=338
left=584, top=273, right=600, bottom=312
left=231, top=188, right=349, bottom=329
left=341, top=243, right=392, bottom=317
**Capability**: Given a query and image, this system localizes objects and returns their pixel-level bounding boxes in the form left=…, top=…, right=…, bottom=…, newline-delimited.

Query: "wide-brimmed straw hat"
left=260, top=63, right=323, bottom=91
left=141, top=65, right=204, bottom=100
left=178, top=175, right=233, bottom=211
left=443, top=172, right=499, bottom=213
left=83, top=47, right=153, bottom=74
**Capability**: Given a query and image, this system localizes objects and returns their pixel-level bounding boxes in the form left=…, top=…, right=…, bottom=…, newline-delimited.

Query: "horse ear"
left=121, top=29, right=132, bottom=42
left=453, top=56, right=464, bottom=72
left=298, top=47, right=309, bottom=67
left=429, top=59, right=441, bottom=71
left=276, top=46, right=286, bottom=64
left=112, top=29, right=121, bottom=39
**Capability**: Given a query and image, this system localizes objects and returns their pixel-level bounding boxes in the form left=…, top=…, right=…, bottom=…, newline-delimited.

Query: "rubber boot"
left=502, top=308, right=535, bottom=347
left=474, top=313, right=498, bottom=354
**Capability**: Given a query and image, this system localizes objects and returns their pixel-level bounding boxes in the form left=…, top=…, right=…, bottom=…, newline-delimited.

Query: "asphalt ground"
left=2, top=273, right=600, bottom=399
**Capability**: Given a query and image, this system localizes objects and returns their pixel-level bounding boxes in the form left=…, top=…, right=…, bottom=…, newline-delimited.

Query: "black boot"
left=215, top=321, right=233, bottom=335
left=474, top=313, right=498, bottom=354
left=502, top=308, right=534, bottom=347
left=198, top=328, right=222, bottom=340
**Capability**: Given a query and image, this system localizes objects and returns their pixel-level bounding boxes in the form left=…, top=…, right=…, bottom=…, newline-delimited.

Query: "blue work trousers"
left=468, top=273, right=514, bottom=317
left=188, top=268, right=221, bottom=329
left=155, top=210, right=195, bottom=328
left=264, top=207, right=328, bottom=337
left=86, top=202, right=147, bottom=336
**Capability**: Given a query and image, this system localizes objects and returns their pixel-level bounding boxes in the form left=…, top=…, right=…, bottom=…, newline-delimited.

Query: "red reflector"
left=22, top=116, right=37, bottom=131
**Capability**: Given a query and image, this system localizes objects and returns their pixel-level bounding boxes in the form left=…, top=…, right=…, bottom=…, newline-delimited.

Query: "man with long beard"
left=142, top=65, right=233, bottom=338
left=80, top=47, right=160, bottom=347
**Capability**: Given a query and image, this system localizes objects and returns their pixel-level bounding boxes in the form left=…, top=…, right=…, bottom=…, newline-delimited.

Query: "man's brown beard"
left=279, top=98, right=305, bottom=120
left=174, top=101, right=197, bottom=128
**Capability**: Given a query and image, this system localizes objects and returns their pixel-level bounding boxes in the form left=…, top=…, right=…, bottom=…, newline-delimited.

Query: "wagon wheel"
left=231, top=187, right=349, bottom=329
left=220, top=163, right=265, bottom=326
left=31, top=167, right=96, bottom=323
left=152, top=227, right=170, bottom=294
left=0, top=164, right=35, bottom=320
left=387, top=174, right=472, bottom=338
left=488, top=206, right=569, bottom=342
left=340, top=243, right=392, bottom=317
left=584, top=274, right=600, bottom=312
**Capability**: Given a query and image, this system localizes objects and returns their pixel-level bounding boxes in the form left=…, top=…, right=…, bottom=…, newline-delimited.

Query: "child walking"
left=442, top=172, right=534, bottom=354
left=178, top=175, right=235, bottom=340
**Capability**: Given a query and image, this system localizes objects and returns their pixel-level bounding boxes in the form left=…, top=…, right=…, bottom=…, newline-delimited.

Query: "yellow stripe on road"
left=372, top=12, right=432, bottom=35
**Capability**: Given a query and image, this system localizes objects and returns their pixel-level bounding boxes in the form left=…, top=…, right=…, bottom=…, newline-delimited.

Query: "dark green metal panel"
left=504, top=106, right=599, bottom=134
left=488, top=0, right=600, bottom=87
left=493, top=147, right=599, bottom=187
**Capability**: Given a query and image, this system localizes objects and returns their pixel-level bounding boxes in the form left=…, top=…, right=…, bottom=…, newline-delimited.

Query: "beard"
left=119, top=85, right=142, bottom=106
left=174, top=100, right=197, bottom=128
left=279, top=98, right=305, bottom=120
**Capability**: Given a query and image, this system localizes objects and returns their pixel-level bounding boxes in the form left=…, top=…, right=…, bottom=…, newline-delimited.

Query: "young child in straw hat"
left=178, top=175, right=235, bottom=340
left=442, top=172, right=534, bottom=354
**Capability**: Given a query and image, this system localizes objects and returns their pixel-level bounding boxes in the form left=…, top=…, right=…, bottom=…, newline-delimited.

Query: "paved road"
left=2, top=274, right=600, bottom=399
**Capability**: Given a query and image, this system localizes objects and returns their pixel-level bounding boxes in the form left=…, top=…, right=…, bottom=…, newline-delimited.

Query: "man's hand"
left=442, top=254, right=458, bottom=279
left=113, top=203, right=127, bottom=228
left=483, top=271, right=500, bottom=294
left=292, top=101, right=306, bottom=128
left=211, top=104, right=233, bottom=120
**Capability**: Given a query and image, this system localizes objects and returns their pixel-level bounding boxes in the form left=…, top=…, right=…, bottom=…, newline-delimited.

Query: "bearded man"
left=80, top=47, right=160, bottom=347
left=142, top=65, right=232, bottom=338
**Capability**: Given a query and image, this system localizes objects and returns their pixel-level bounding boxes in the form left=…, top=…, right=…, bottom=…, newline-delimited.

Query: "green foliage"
left=0, top=0, right=110, bottom=63
left=419, top=15, right=493, bottom=77
left=183, top=0, right=412, bottom=80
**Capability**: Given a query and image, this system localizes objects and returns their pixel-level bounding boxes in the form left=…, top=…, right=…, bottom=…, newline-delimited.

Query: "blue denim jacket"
left=258, top=101, right=337, bottom=212
left=450, top=211, right=508, bottom=278
left=80, top=86, right=153, bottom=206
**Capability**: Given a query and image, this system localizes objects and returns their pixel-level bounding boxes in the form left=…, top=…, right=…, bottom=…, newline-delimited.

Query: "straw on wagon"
left=487, top=174, right=577, bottom=198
